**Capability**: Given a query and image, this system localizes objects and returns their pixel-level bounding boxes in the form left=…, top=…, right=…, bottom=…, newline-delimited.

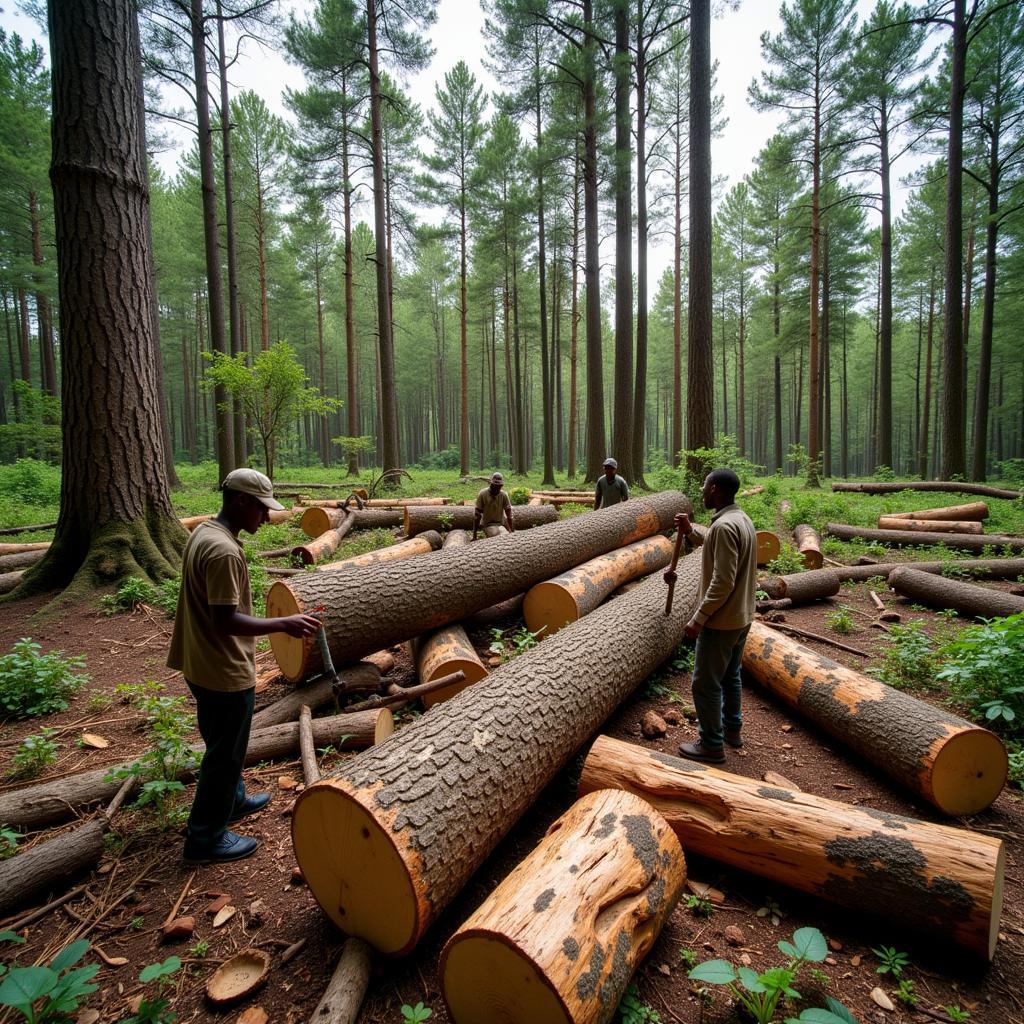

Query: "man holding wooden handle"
left=665, top=467, right=757, bottom=764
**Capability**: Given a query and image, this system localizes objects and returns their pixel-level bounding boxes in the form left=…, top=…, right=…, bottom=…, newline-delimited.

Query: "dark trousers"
left=691, top=625, right=751, bottom=750
left=185, top=681, right=255, bottom=850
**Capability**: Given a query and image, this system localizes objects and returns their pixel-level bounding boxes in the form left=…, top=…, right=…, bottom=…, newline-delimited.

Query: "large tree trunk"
left=581, top=736, right=1005, bottom=960
left=761, top=569, right=839, bottom=603
left=440, top=789, right=686, bottom=1023
left=523, top=535, right=674, bottom=637
left=269, top=492, right=688, bottom=681
left=884, top=502, right=988, bottom=522
left=832, top=480, right=1020, bottom=500
left=742, top=622, right=1007, bottom=815
left=27, top=0, right=185, bottom=598
left=403, top=504, right=556, bottom=537
left=876, top=517, right=984, bottom=535
left=826, top=523, right=1024, bottom=555
left=290, top=552, right=703, bottom=955
left=888, top=566, right=1024, bottom=619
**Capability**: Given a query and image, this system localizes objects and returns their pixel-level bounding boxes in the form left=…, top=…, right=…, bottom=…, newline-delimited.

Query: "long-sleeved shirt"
left=688, top=503, right=758, bottom=630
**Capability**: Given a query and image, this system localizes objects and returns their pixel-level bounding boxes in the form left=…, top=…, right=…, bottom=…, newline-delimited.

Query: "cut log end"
left=523, top=583, right=580, bottom=636
left=756, top=531, right=780, bottom=566
left=266, top=581, right=312, bottom=682
left=930, top=728, right=1010, bottom=817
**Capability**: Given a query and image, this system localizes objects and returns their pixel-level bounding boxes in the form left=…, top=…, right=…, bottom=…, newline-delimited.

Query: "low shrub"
left=0, top=639, right=89, bottom=718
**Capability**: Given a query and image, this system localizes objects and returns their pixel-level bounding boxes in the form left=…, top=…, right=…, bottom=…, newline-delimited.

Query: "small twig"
left=103, top=776, right=136, bottom=823
left=0, top=884, right=89, bottom=932
left=298, top=706, right=320, bottom=786
left=769, top=622, right=871, bottom=657
left=345, top=670, right=466, bottom=712
left=160, top=870, right=196, bottom=931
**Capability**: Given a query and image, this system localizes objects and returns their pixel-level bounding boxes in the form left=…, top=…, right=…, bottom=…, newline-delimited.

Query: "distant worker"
left=666, top=467, right=757, bottom=765
left=594, top=457, right=629, bottom=510
left=473, top=472, right=516, bottom=539
left=168, top=469, right=320, bottom=865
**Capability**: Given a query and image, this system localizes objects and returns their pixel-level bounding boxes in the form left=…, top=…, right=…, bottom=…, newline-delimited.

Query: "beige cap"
left=221, top=468, right=285, bottom=511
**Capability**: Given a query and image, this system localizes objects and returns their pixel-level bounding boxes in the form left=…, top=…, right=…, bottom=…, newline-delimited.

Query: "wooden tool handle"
left=664, top=528, right=687, bottom=615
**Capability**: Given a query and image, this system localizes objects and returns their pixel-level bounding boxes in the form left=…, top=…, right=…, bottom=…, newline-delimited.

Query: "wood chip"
left=870, top=986, right=894, bottom=1011
left=686, top=879, right=724, bottom=904
left=80, top=732, right=110, bottom=749
left=237, top=1010, right=269, bottom=1024
left=290, top=866, right=305, bottom=885
left=829, top=938, right=843, bottom=951
left=763, top=771, right=800, bottom=791
left=213, top=905, right=237, bottom=928
left=725, top=925, right=745, bottom=947
left=780, top=724, right=793, bottom=732
left=76, top=1011, right=100, bottom=1024
left=851, top=955, right=862, bottom=966
left=206, top=894, right=232, bottom=915
left=281, top=937, right=307, bottom=964
left=278, top=775, right=299, bottom=790
left=160, top=916, right=195, bottom=942
left=834, top=783, right=855, bottom=790
left=657, top=963, right=671, bottom=976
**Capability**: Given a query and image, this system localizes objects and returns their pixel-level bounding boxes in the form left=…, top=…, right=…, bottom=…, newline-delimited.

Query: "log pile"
left=888, top=567, right=1024, bottom=620
left=403, top=504, right=557, bottom=537
left=814, top=558, right=1024, bottom=584
left=318, top=532, right=441, bottom=573
left=826, top=523, right=1024, bottom=555
left=833, top=480, right=1020, bottom=500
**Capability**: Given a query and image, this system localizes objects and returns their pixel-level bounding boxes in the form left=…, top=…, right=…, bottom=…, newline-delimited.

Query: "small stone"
left=278, top=776, right=299, bottom=791
left=851, top=955, right=862, bottom=967
left=725, top=925, right=745, bottom=947
left=237, top=1009, right=269, bottom=1024
left=780, top=724, right=793, bottom=732
left=247, top=899, right=268, bottom=926
left=828, top=938, right=843, bottom=951
left=290, top=866, right=305, bottom=885
left=781, top=743, right=793, bottom=750
left=160, top=916, right=194, bottom=942
left=663, top=709, right=683, bottom=726
left=206, top=894, right=232, bottom=915
left=738, top=953, right=752, bottom=966
left=641, top=711, right=668, bottom=738
left=825, top=957, right=838, bottom=966
left=657, top=963, right=671, bottom=976
left=870, top=986, right=894, bottom=1011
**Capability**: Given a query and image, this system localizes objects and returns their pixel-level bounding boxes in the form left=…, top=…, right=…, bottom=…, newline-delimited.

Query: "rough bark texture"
left=290, top=552, right=703, bottom=955
left=0, top=711, right=392, bottom=832
left=0, top=550, right=45, bottom=572
left=440, top=789, right=686, bottom=1024
left=888, top=567, right=1024, bottom=620
left=581, top=736, right=1005, bottom=959
left=762, top=570, right=840, bottom=603
left=885, top=502, right=988, bottom=522
left=301, top=507, right=403, bottom=539
left=793, top=524, right=823, bottom=570
left=826, top=524, right=1024, bottom=554
left=799, top=559, right=1024, bottom=585
left=269, top=493, right=690, bottom=682
left=742, top=622, right=1007, bottom=815
left=877, top=517, right=984, bottom=535
left=832, top=481, right=1020, bottom=500
left=319, top=533, right=441, bottom=573
left=251, top=664, right=385, bottom=729
left=308, top=938, right=373, bottom=1024
left=404, top=504, right=557, bottom=537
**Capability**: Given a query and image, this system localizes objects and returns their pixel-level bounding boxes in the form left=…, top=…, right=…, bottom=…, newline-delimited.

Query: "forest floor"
left=0, top=469, right=1022, bottom=1024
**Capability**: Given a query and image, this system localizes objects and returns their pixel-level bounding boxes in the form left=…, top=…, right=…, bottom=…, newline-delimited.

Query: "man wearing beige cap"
left=168, top=469, right=320, bottom=864
left=472, top=472, right=515, bottom=539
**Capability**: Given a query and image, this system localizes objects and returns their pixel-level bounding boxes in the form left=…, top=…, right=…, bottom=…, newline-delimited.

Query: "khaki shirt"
left=690, top=504, right=757, bottom=630
left=475, top=487, right=512, bottom=527
left=595, top=474, right=629, bottom=508
left=167, top=520, right=255, bottom=692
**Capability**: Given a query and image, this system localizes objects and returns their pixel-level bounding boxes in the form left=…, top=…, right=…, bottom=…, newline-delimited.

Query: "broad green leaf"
left=0, top=931, right=25, bottom=944
left=825, top=997, right=860, bottom=1023
left=688, top=959, right=737, bottom=985
left=0, top=965, right=58, bottom=1008
left=789, top=927, right=828, bottom=962
left=50, top=938, right=90, bottom=973
left=737, top=966, right=767, bottom=993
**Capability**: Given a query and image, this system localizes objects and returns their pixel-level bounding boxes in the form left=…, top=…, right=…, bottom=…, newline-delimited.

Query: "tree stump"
left=580, top=736, right=1005, bottom=959
left=877, top=517, right=984, bottom=535
left=793, top=524, right=823, bottom=569
left=741, top=622, right=1007, bottom=815
left=440, top=789, right=686, bottom=1023
left=888, top=567, right=1024, bottom=619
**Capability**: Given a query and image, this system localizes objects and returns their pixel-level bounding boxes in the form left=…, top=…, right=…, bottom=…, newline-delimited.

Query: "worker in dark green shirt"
left=594, top=457, right=630, bottom=510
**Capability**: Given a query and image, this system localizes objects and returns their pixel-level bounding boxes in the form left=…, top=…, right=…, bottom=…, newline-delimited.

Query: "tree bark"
left=742, top=622, right=1007, bottom=815
left=581, top=736, right=1005, bottom=960
left=888, top=566, right=1024, bottom=620
left=0, top=570, right=26, bottom=595
left=876, top=517, right=984, bottom=535
left=788, top=559, right=1024, bottom=585
left=440, top=789, right=686, bottom=1023
left=793, top=524, right=823, bottom=570
left=290, top=553, right=703, bottom=955
left=761, top=569, right=839, bottom=603
left=885, top=502, right=988, bottom=522
left=300, top=507, right=402, bottom=539
left=307, top=938, right=373, bottom=1024
left=403, top=504, right=556, bottom=538
left=832, top=481, right=1019, bottom=500
left=319, top=533, right=441, bottom=573
left=251, top=664, right=387, bottom=729
left=826, top=523, right=1024, bottom=554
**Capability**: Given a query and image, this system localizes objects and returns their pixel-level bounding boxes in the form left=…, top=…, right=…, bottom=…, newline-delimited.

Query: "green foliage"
left=0, top=825, right=20, bottom=859
left=188, top=940, right=209, bottom=959
left=331, top=436, right=376, bottom=466
left=120, top=957, right=181, bottom=1024
left=678, top=947, right=698, bottom=969
left=945, top=1006, right=971, bottom=1022
left=9, top=729, right=59, bottom=779
left=766, top=544, right=806, bottom=576
left=1008, top=745, right=1024, bottom=787
left=102, top=577, right=156, bottom=615
left=488, top=625, right=542, bottom=661
left=824, top=607, right=855, bottom=635
left=618, top=984, right=661, bottom=1023
left=779, top=491, right=851, bottom=533
left=0, top=394, right=61, bottom=465
left=684, top=894, right=714, bottom=918
left=677, top=434, right=764, bottom=506
left=871, top=465, right=895, bottom=482
left=784, top=999, right=859, bottom=1024
left=786, top=443, right=822, bottom=486
left=508, top=486, right=531, bottom=506
left=0, top=459, right=61, bottom=506
left=893, top=979, right=917, bottom=1007
left=864, top=575, right=888, bottom=592
left=871, top=623, right=935, bottom=690
left=871, top=946, right=909, bottom=977
left=415, top=445, right=460, bottom=471
left=400, top=1002, right=432, bottom=1023
left=0, top=639, right=89, bottom=719
left=0, top=939, right=99, bottom=1024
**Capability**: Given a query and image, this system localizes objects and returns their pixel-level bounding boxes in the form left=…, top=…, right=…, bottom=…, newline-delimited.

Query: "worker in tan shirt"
left=473, top=472, right=516, bottom=539
left=668, top=467, right=757, bottom=764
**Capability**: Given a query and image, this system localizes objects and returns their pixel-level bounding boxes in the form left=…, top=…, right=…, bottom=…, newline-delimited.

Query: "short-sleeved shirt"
left=167, top=520, right=255, bottom=692
left=595, top=473, right=630, bottom=508
left=475, top=486, right=512, bottom=527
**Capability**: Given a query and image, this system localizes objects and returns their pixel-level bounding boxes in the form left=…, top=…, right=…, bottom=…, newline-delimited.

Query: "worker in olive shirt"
left=168, top=469, right=320, bottom=865
left=667, top=467, right=757, bottom=764
left=594, top=457, right=629, bottom=509
left=473, top=472, right=516, bottom=539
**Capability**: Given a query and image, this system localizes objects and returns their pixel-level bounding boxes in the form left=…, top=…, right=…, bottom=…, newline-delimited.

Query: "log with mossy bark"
left=826, top=523, right=1024, bottom=554
left=523, top=535, right=674, bottom=637
left=440, top=789, right=686, bottom=1024
left=761, top=570, right=840, bottom=603
left=0, top=710, right=393, bottom=832
left=580, top=736, right=1004, bottom=959
left=403, top=503, right=558, bottom=537
left=289, top=550, right=703, bottom=956
left=300, top=506, right=403, bottom=539
left=887, top=567, right=1024, bottom=620
left=268, top=491, right=689, bottom=682
left=318, top=532, right=441, bottom=573
left=884, top=502, right=989, bottom=522
left=877, top=516, right=984, bottom=535
left=834, top=481, right=1021, bottom=500
left=741, top=622, right=1007, bottom=815
left=793, top=524, right=823, bottom=570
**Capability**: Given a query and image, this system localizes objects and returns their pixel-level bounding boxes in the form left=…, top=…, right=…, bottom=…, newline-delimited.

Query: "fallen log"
left=530, top=489, right=594, bottom=499
left=533, top=495, right=594, bottom=507
left=464, top=593, right=525, bottom=628
left=440, top=789, right=686, bottom=1023
left=308, top=937, right=373, bottom=1024
left=761, top=569, right=840, bottom=603
left=301, top=497, right=449, bottom=509
left=739, top=485, right=765, bottom=497
left=290, top=550, right=703, bottom=955
left=884, top=502, right=989, bottom=522
left=319, top=532, right=441, bottom=573
left=300, top=506, right=402, bottom=539
left=580, top=736, right=1005, bottom=959
left=756, top=530, right=781, bottom=566
left=440, top=528, right=470, bottom=548
left=0, top=542, right=50, bottom=557
left=833, top=480, right=1021, bottom=500
left=0, top=570, right=25, bottom=595
left=292, top=517, right=353, bottom=565
left=793, top=524, right=823, bottom=570
left=741, top=622, right=1007, bottom=815
left=826, top=523, right=1024, bottom=555
left=268, top=491, right=689, bottom=681
left=0, top=550, right=44, bottom=572
left=877, top=516, right=984, bottom=535
left=251, top=662, right=385, bottom=729
left=403, top=503, right=558, bottom=537
left=822, top=558, right=1024, bottom=583
left=0, top=521, right=57, bottom=537
left=523, top=535, right=675, bottom=637
left=344, top=670, right=466, bottom=713
left=888, top=567, right=1024, bottom=620
left=0, top=710, right=394, bottom=832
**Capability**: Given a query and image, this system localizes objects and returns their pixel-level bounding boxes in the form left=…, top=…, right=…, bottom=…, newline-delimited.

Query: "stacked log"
left=741, top=622, right=1007, bottom=815
left=440, top=789, right=686, bottom=1023
left=0, top=550, right=45, bottom=572
left=268, top=491, right=690, bottom=681
left=0, top=542, right=50, bottom=556
left=289, top=550, right=703, bottom=954
left=793, top=524, right=823, bottom=569
left=833, top=481, right=1020, bottom=500
left=807, top=559, right=1024, bottom=585
left=877, top=517, right=984, bottom=535
left=884, top=502, right=988, bottom=522
left=826, top=523, right=1024, bottom=555
left=300, top=506, right=403, bottom=539
left=888, top=567, right=1024, bottom=619
left=761, top=569, right=840, bottom=604
left=404, top=504, right=558, bottom=537
left=251, top=662, right=388, bottom=729
left=756, top=530, right=781, bottom=566
left=580, top=736, right=1005, bottom=959
left=319, top=532, right=442, bottom=573
left=523, top=535, right=674, bottom=636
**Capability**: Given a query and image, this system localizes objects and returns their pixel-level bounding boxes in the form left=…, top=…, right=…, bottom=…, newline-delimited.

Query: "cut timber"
left=299, top=706, right=320, bottom=786
left=756, top=530, right=781, bottom=567
left=833, top=480, right=1020, bottom=500
left=528, top=497, right=543, bottom=506
left=0, top=550, right=44, bottom=572
left=825, top=559, right=1024, bottom=583
left=877, top=517, right=984, bottom=535
left=290, top=551, right=703, bottom=955
left=740, top=485, right=765, bottom=497
left=524, top=535, right=675, bottom=637
left=308, top=937, right=373, bottom=1024
left=319, top=532, right=441, bottom=573
left=534, top=495, right=595, bottom=507
left=888, top=567, right=1024, bottom=620
left=793, top=525, right=823, bottom=570
left=251, top=665, right=389, bottom=726
left=409, top=628, right=487, bottom=709
left=465, top=593, right=525, bottom=629
left=0, top=710, right=393, bottom=832
left=404, top=504, right=558, bottom=537
left=0, top=521, right=57, bottom=536
left=441, top=529, right=470, bottom=548
left=441, top=789, right=686, bottom=1023
left=742, top=622, right=1007, bottom=815
left=885, top=502, right=989, bottom=522
left=826, top=524, right=1024, bottom=555
left=293, top=517, right=353, bottom=565
left=762, top=570, right=840, bottom=603
left=180, top=514, right=213, bottom=531
left=580, top=736, right=1005, bottom=959
left=300, top=507, right=402, bottom=539
left=269, top=491, right=690, bottom=681
left=0, top=542, right=50, bottom=556
left=0, top=570, right=25, bottom=595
